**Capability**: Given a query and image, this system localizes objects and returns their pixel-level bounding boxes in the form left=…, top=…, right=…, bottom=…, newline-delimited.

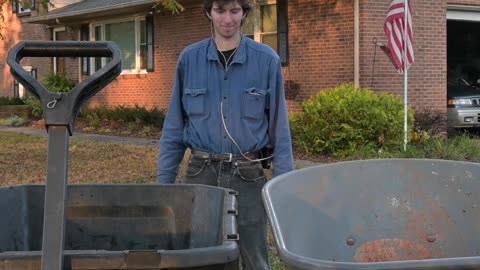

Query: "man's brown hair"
left=203, top=0, right=252, bottom=17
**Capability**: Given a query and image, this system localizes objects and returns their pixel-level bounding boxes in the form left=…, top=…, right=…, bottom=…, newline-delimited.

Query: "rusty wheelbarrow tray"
left=263, top=159, right=480, bottom=270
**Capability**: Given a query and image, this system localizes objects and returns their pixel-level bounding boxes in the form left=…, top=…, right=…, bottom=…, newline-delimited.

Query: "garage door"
left=447, top=5, right=480, bottom=22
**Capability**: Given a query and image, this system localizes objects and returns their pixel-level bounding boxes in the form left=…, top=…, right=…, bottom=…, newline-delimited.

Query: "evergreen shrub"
left=290, top=84, right=415, bottom=157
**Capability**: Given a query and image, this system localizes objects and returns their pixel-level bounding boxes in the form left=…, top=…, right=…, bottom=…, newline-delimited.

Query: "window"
left=91, top=16, right=154, bottom=74
left=242, top=0, right=288, bottom=65
left=12, top=0, right=35, bottom=14
left=14, top=67, right=36, bottom=98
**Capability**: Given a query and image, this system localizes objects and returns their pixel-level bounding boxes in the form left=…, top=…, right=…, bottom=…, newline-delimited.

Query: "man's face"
left=210, top=1, right=244, bottom=40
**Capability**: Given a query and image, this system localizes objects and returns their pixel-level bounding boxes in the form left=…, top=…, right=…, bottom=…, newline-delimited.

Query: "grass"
left=306, top=133, right=480, bottom=163
left=0, top=132, right=159, bottom=185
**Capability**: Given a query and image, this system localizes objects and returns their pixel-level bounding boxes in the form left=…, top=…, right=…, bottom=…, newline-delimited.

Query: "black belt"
left=191, top=149, right=259, bottom=162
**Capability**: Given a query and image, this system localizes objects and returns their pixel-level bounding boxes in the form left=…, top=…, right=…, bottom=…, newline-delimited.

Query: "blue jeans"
left=183, top=156, right=270, bottom=270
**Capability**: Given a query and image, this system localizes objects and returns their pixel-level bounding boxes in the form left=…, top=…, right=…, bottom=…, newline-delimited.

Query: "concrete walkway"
left=0, top=126, right=320, bottom=169
left=0, top=125, right=160, bottom=147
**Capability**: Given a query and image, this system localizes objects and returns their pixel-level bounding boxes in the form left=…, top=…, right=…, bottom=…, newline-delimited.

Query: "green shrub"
left=24, top=96, right=43, bottom=119
left=42, top=72, right=76, bottom=94
left=0, top=97, right=25, bottom=105
left=290, top=84, right=414, bottom=157
left=4, top=115, right=27, bottom=127
left=79, top=105, right=165, bottom=128
left=24, top=72, right=76, bottom=118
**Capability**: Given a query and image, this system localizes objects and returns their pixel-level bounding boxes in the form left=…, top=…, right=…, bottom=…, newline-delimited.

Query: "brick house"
left=2, top=0, right=480, bottom=118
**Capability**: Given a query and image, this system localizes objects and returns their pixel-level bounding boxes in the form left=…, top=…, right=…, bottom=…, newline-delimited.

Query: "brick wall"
left=88, top=4, right=210, bottom=109
left=359, top=0, right=447, bottom=114
left=286, top=0, right=354, bottom=111
left=0, top=4, right=51, bottom=97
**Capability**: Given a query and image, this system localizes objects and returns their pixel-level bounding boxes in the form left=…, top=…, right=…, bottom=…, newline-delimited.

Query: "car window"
left=448, top=64, right=480, bottom=87
left=448, top=69, right=471, bottom=86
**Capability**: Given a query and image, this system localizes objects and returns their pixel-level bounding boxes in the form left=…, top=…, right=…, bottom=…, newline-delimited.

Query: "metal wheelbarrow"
left=263, top=159, right=480, bottom=270
left=0, top=41, right=239, bottom=270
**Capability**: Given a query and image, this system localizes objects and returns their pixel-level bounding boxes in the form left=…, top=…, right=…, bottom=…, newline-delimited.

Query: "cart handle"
left=7, top=41, right=122, bottom=135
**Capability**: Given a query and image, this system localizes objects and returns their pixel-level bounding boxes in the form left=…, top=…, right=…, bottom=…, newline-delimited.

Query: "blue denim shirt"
left=157, top=36, right=294, bottom=183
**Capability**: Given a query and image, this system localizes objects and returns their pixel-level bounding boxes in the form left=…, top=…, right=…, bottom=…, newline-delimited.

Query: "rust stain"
left=354, top=238, right=432, bottom=262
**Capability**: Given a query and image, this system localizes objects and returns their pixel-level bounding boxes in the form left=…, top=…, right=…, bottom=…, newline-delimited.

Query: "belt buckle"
left=227, top=153, right=232, bottom=162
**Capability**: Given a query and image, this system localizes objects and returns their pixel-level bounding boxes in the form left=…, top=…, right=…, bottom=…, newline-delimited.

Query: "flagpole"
left=403, top=0, right=409, bottom=151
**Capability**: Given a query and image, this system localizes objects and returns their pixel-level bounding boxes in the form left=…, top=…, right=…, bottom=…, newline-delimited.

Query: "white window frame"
left=249, top=0, right=277, bottom=45
left=53, top=26, right=66, bottom=74
left=14, top=0, right=34, bottom=14
left=90, top=17, right=147, bottom=75
left=16, top=66, right=33, bottom=98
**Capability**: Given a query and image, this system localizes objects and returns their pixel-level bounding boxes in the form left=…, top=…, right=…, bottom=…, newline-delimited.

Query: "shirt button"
left=223, top=135, right=227, bottom=139
left=223, top=96, right=227, bottom=99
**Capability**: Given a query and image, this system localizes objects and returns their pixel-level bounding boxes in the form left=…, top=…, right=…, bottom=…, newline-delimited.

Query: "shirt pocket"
left=241, top=87, right=268, bottom=120
left=183, top=88, right=207, bottom=117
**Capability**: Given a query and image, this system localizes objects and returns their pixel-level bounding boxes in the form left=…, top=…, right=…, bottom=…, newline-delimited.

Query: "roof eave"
left=23, top=0, right=157, bottom=25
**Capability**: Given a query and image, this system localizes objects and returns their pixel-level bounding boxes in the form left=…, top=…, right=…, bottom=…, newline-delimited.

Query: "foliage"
left=23, top=72, right=75, bottom=118
left=290, top=84, right=415, bottom=157
left=376, top=134, right=480, bottom=162
left=23, top=96, right=43, bottom=118
left=42, top=72, right=76, bottom=94
left=0, top=96, right=25, bottom=105
left=413, top=108, right=446, bottom=135
left=155, top=0, right=184, bottom=14
left=78, top=105, right=166, bottom=129
left=0, top=0, right=53, bottom=39
left=4, top=115, right=26, bottom=126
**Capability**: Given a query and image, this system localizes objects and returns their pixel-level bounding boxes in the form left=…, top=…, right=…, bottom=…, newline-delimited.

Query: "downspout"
left=354, top=0, right=360, bottom=88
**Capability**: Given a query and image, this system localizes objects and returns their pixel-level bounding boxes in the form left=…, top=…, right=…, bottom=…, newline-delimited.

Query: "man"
left=157, top=0, right=294, bottom=269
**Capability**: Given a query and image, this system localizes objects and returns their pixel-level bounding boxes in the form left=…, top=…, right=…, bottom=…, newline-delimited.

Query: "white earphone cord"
left=220, top=101, right=273, bottom=162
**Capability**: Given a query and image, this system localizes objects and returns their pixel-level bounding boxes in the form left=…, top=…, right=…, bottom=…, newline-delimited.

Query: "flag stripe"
left=384, top=0, right=414, bottom=74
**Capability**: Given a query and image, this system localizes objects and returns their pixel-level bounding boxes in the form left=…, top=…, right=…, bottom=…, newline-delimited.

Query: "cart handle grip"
left=7, top=41, right=122, bottom=135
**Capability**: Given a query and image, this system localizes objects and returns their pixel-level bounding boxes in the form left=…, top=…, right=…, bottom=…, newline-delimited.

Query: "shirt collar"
left=207, top=35, right=247, bottom=64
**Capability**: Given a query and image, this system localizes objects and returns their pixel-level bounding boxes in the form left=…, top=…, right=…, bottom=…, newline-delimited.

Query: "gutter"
left=23, top=0, right=157, bottom=23
left=354, top=0, right=360, bottom=88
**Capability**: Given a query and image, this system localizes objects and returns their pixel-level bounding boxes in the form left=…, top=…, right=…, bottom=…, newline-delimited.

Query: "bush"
left=78, top=105, right=165, bottom=129
left=290, top=84, right=415, bottom=157
left=24, top=72, right=76, bottom=118
left=4, top=115, right=27, bottom=127
left=42, top=72, right=76, bottom=94
left=413, top=108, right=446, bottom=137
left=0, top=97, right=25, bottom=105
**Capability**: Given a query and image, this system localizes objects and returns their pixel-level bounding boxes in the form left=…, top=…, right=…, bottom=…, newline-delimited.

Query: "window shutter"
left=277, top=0, right=288, bottom=66
left=12, top=1, right=18, bottom=13
left=80, top=25, right=90, bottom=75
left=30, top=0, right=35, bottom=11
left=146, top=15, right=154, bottom=72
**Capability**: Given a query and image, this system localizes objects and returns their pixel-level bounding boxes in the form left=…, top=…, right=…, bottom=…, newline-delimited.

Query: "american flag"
left=384, top=0, right=414, bottom=74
